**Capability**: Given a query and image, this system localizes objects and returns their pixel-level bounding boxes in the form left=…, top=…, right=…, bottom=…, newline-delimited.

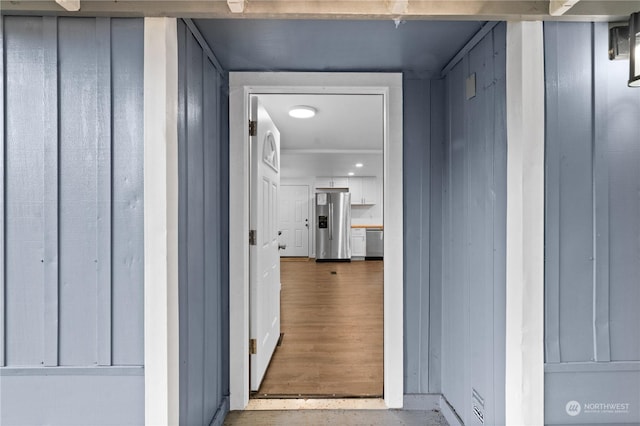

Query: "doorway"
left=228, top=72, right=404, bottom=410
left=252, top=93, right=385, bottom=398
left=279, top=185, right=310, bottom=258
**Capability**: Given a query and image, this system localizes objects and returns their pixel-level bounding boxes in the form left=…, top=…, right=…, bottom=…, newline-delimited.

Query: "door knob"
left=278, top=244, right=287, bottom=250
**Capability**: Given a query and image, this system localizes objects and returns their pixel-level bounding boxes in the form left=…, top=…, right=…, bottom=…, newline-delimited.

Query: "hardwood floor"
left=254, top=259, right=383, bottom=398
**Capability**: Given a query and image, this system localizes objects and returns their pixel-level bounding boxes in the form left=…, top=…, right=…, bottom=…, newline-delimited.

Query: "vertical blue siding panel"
left=467, top=35, right=493, bottom=425
left=543, top=22, right=562, bottom=364
left=441, top=25, right=506, bottom=424
left=403, top=77, right=430, bottom=394
left=491, top=22, right=507, bottom=426
left=544, top=22, right=640, bottom=425
left=177, top=20, right=229, bottom=425
left=177, top=19, right=189, bottom=423
left=220, top=76, right=231, bottom=399
left=95, top=17, right=112, bottom=367
left=418, top=80, right=432, bottom=394
left=428, top=79, right=444, bottom=394
left=42, top=16, right=60, bottom=367
left=443, top=59, right=467, bottom=415
left=4, top=17, right=46, bottom=366
left=203, top=59, right=221, bottom=418
left=557, top=23, right=595, bottom=363
left=2, top=16, right=145, bottom=425
left=110, top=18, right=144, bottom=366
left=592, top=22, right=611, bottom=363
left=186, top=31, right=206, bottom=426
left=58, top=18, right=99, bottom=366
left=602, top=39, right=640, bottom=363
left=0, top=16, right=5, bottom=367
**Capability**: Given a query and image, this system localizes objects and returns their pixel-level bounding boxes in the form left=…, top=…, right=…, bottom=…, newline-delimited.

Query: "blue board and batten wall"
left=440, top=23, right=507, bottom=426
left=1, top=17, right=145, bottom=425
left=177, top=20, right=230, bottom=426
left=1, top=17, right=231, bottom=426
left=403, top=76, right=445, bottom=396
left=544, top=22, right=640, bottom=425
left=3, top=15, right=638, bottom=426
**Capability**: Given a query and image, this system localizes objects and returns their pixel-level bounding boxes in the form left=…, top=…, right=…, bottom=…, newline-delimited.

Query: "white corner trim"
left=505, top=21, right=545, bottom=426
left=143, top=17, right=180, bottom=426
left=229, top=72, right=403, bottom=410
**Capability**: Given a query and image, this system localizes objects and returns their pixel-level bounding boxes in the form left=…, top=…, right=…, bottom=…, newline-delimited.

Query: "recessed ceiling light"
left=288, top=106, right=317, bottom=119
left=355, top=163, right=364, bottom=168
left=348, top=172, right=355, bottom=176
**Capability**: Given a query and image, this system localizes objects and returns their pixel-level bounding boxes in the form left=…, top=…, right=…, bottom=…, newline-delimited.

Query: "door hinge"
left=249, top=229, right=257, bottom=246
left=249, top=120, right=257, bottom=137
left=249, top=338, right=257, bottom=354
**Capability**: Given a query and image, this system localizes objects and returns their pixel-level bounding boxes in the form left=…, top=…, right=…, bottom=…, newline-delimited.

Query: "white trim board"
left=229, top=72, right=404, bottom=410
left=143, top=17, right=180, bottom=426
left=505, top=21, right=545, bottom=426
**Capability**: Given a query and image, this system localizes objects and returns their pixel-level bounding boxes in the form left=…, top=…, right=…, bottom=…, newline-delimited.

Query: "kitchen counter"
left=352, top=224, right=383, bottom=229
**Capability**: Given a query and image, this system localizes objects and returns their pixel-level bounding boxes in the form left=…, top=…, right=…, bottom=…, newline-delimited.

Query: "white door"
left=279, top=185, right=309, bottom=257
left=249, top=96, right=281, bottom=391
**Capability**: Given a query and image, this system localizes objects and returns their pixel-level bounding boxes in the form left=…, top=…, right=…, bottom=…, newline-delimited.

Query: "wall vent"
left=472, top=388, right=485, bottom=424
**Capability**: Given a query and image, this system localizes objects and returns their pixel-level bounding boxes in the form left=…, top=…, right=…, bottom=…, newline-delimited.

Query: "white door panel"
left=279, top=185, right=310, bottom=257
left=250, top=97, right=281, bottom=391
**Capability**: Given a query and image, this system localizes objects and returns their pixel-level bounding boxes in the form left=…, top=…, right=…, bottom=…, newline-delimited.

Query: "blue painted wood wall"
left=440, top=22, right=507, bottom=425
left=403, top=76, right=445, bottom=395
left=177, top=20, right=230, bottom=426
left=544, top=22, right=640, bottom=425
left=0, top=16, right=144, bottom=425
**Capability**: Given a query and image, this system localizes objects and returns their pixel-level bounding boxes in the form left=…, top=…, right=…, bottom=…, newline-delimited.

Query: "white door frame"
left=229, top=72, right=404, bottom=410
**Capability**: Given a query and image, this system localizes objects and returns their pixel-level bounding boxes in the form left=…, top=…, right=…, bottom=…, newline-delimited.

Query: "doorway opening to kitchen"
left=229, top=72, right=404, bottom=410
left=253, top=93, right=385, bottom=399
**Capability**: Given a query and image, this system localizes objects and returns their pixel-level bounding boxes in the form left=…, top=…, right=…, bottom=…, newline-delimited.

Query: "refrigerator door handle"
left=329, top=202, right=333, bottom=240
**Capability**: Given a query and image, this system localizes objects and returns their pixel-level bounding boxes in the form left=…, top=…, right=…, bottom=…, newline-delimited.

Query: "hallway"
left=254, top=259, right=383, bottom=397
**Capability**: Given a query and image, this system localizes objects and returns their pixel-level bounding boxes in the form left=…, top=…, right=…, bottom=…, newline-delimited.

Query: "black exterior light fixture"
left=629, top=12, right=640, bottom=87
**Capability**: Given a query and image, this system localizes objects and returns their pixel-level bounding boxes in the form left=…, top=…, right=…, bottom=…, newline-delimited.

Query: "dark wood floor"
left=254, top=259, right=383, bottom=398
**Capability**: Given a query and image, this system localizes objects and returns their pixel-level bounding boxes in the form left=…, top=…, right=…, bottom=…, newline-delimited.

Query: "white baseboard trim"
left=402, top=394, right=464, bottom=426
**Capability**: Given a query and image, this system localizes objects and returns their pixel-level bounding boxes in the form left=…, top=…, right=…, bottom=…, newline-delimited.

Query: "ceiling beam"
left=386, top=0, right=409, bottom=15
left=549, top=0, right=579, bottom=16
left=227, top=0, right=245, bottom=13
left=55, top=0, right=80, bottom=12
left=0, top=0, right=634, bottom=21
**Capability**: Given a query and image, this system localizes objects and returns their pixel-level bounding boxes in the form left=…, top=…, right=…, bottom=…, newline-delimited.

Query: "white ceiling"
left=259, top=94, right=384, bottom=178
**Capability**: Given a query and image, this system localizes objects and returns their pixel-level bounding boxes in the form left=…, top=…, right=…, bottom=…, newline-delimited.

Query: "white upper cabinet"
left=349, top=176, right=378, bottom=205
left=349, top=178, right=363, bottom=204
left=315, top=176, right=349, bottom=189
left=361, top=176, right=378, bottom=205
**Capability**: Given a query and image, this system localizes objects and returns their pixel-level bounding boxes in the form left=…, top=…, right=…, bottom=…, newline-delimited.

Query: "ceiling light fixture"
left=348, top=172, right=355, bottom=176
left=288, top=106, right=317, bottom=119
left=629, top=11, right=640, bottom=87
left=355, top=163, right=364, bottom=168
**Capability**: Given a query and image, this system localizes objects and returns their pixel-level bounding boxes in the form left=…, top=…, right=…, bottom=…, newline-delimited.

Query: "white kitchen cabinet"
left=348, top=177, right=363, bottom=204
left=351, top=228, right=366, bottom=258
left=315, top=176, right=349, bottom=190
left=348, top=176, right=378, bottom=205
left=361, top=177, right=378, bottom=205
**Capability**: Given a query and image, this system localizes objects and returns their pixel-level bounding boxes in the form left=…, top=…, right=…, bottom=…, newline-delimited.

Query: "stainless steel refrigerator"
left=316, top=192, right=351, bottom=261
